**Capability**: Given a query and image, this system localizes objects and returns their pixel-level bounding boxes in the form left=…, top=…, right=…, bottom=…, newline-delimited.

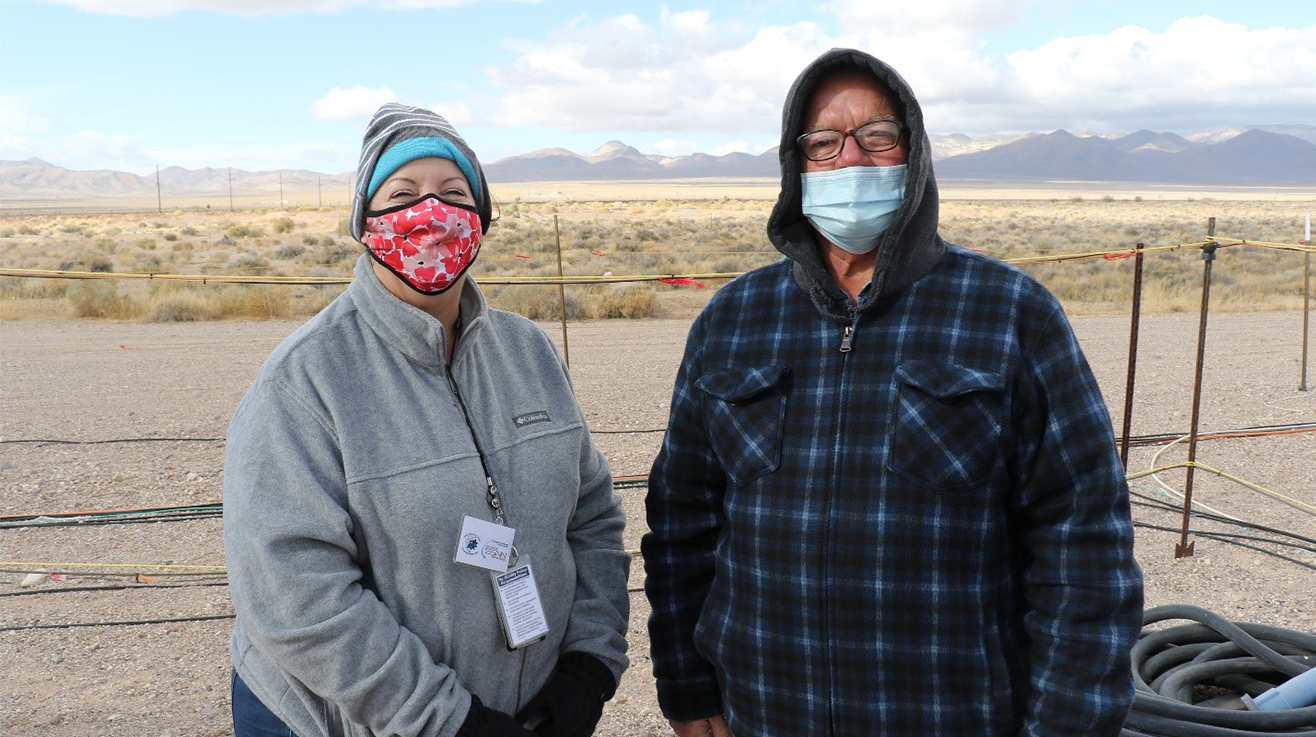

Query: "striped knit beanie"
left=349, top=103, right=492, bottom=241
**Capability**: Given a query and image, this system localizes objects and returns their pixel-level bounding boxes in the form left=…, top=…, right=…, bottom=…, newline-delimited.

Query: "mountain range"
left=3, top=125, right=1314, bottom=200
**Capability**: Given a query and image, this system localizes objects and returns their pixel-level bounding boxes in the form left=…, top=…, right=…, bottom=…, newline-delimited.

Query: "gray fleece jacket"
left=223, top=255, right=630, bottom=737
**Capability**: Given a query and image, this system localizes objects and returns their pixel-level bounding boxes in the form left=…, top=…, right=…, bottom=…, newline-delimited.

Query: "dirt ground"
left=2, top=310, right=1313, bottom=736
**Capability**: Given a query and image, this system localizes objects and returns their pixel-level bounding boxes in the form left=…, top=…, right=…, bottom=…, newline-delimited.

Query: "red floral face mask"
left=363, top=195, right=482, bottom=295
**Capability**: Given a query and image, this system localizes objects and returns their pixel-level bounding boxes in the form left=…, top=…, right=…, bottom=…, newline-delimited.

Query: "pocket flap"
left=895, top=360, right=1003, bottom=399
left=696, top=365, right=790, bottom=404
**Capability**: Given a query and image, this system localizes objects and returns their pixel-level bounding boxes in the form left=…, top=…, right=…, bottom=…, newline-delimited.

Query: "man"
left=643, top=48, right=1143, bottom=737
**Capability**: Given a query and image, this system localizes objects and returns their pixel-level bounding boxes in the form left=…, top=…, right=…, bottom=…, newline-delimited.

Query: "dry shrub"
left=490, top=285, right=579, bottom=320
left=214, top=285, right=291, bottom=319
left=227, top=251, right=271, bottom=274
left=130, top=251, right=169, bottom=273
left=59, top=250, right=114, bottom=273
left=67, top=280, right=138, bottom=318
left=147, top=290, right=215, bottom=322
left=0, top=276, right=69, bottom=299
left=315, top=240, right=357, bottom=266
left=488, top=283, right=660, bottom=320
left=298, top=286, right=347, bottom=316
left=581, top=284, right=660, bottom=319
left=227, top=223, right=265, bottom=238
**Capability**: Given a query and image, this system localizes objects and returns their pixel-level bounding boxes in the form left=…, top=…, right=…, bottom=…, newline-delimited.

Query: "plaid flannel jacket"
left=643, top=246, right=1143, bottom=736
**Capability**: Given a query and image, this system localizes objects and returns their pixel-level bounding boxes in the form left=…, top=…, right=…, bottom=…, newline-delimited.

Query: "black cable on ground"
left=0, top=437, right=223, bottom=445
left=1, top=420, right=1306, bottom=447
left=1123, top=421, right=1316, bottom=448
left=0, top=504, right=223, bottom=529
left=0, top=510, right=223, bottom=529
left=1129, top=491, right=1316, bottom=571
left=0, top=580, right=229, bottom=597
left=1123, top=605, right=1316, bottom=736
left=1131, top=521, right=1316, bottom=572
left=1131, top=491, right=1316, bottom=550
left=0, top=613, right=235, bottom=632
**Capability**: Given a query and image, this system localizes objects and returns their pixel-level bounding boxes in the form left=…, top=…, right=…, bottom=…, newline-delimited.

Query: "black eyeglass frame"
left=795, top=119, right=905, bottom=162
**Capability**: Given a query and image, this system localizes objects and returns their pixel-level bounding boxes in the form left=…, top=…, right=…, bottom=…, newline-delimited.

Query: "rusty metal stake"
left=1119, top=242, right=1145, bottom=469
left=1177, top=220, right=1218, bottom=558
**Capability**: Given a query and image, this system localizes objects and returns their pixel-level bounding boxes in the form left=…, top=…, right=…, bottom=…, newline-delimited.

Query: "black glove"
left=456, top=694, right=537, bottom=737
left=515, top=651, right=617, bottom=737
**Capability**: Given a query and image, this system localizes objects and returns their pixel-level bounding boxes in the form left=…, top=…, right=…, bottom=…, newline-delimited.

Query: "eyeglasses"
left=796, top=120, right=904, bottom=161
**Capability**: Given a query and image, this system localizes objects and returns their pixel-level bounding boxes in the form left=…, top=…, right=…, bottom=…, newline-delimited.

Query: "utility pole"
left=228, top=168, right=234, bottom=211
left=155, top=165, right=162, bottom=214
left=278, top=172, right=284, bottom=207
left=318, top=176, right=323, bottom=208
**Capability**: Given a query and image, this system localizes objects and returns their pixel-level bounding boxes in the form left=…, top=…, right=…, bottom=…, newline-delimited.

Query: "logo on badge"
left=483, top=543, right=509, bottom=562
left=462, top=533, right=481, bottom=555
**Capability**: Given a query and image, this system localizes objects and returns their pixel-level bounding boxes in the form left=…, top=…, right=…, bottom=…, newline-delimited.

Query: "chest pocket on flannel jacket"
left=696, top=365, right=791, bottom=487
left=887, top=360, right=1004, bottom=492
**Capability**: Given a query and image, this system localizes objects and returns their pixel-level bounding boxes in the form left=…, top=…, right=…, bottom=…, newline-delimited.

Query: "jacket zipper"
left=824, top=313, right=856, bottom=736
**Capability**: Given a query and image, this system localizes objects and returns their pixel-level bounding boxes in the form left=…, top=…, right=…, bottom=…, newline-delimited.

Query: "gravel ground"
left=2, top=311, right=1313, bottom=736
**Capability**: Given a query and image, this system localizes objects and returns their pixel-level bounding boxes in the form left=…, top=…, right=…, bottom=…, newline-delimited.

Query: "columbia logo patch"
left=514, top=410, right=551, bottom=427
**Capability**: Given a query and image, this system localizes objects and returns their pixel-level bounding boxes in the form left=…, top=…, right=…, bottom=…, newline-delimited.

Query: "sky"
left=1, top=0, right=1313, bottom=175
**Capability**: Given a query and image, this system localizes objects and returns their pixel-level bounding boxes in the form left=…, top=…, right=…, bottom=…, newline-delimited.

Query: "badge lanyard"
left=446, top=345, right=548, bottom=650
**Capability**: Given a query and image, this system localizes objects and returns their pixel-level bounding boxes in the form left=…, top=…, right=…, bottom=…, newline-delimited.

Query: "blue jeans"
left=231, top=670, right=297, bottom=737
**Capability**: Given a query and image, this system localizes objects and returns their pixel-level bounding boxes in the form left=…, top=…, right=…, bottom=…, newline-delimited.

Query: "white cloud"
left=0, top=129, right=154, bottom=172
left=994, top=16, right=1316, bottom=133
left=477, top=7, right=1316, bottom=145
left=827, top=0, right=1033, bottom=32
left=484, top=14, right=832, bottom=137
left=310, top=86, right=397, bottom=121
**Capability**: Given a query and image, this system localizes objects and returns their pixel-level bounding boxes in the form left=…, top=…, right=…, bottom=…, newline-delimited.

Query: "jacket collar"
left=348, top=253, right=488, bottom=370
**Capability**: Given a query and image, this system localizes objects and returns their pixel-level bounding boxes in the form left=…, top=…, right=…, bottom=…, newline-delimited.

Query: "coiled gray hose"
left=1123, top=604, right=1316, bottom=736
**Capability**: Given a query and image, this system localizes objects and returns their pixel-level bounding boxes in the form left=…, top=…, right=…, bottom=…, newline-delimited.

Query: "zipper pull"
left=839, top=325, right=853, bottom=353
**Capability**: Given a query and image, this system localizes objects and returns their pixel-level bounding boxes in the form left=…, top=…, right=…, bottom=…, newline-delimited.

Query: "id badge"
left=490, top=556, right=549, bottom=650
left=455, top=515, right=515, bottom=573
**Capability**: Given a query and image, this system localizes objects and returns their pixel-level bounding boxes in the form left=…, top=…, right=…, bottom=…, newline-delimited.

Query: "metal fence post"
left=1120, top=242, right=1145, bottom=469
left=1177, top=219, right=1217, bottom=558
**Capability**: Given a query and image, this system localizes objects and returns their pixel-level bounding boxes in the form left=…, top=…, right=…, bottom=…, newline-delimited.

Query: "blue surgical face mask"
left=800, top=165, right=907, bottom=254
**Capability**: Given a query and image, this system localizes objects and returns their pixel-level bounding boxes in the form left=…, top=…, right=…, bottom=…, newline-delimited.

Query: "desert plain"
left=2, top=182, right=1314, bottom=736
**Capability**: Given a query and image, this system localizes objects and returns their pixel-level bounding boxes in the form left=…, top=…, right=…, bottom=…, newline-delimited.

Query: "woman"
left=223, top=103, right=630, bottom=737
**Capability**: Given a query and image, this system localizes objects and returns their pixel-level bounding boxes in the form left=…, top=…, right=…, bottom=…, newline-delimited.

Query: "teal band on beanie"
left=366, top=137, right=481, bottom=201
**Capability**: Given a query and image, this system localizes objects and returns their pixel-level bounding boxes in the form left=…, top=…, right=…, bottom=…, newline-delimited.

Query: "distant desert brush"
left=0, top=193, right=1311, bottom=322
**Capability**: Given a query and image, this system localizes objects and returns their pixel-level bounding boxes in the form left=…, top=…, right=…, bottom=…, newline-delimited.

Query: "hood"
left=767, top=48, right=946, bottom=317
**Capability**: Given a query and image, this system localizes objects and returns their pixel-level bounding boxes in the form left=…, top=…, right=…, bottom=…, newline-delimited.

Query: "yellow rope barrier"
left=0, top=266, right=743, bottom=286
left=8, top=237, right=1298, bottom=285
